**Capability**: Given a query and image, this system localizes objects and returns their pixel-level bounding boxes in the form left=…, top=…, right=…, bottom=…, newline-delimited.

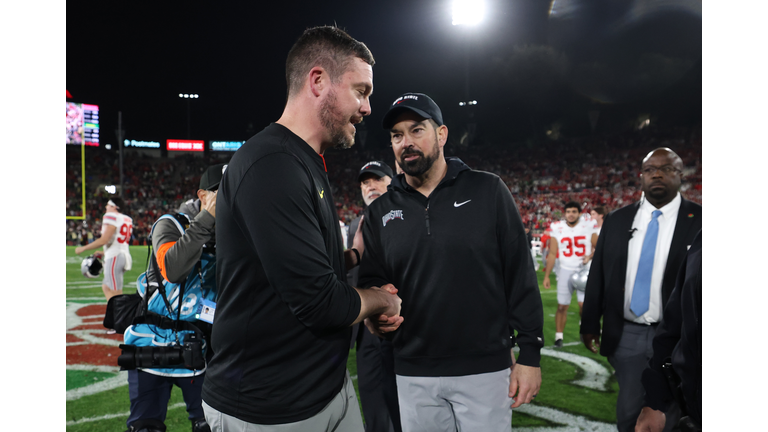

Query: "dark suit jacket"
left=580, top=197, right=702, bottom=357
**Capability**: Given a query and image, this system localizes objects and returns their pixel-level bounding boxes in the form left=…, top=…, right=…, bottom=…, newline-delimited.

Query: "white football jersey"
left=102, top=212, right=133, bottom=269
left=549, top=216, right=597, bottom=270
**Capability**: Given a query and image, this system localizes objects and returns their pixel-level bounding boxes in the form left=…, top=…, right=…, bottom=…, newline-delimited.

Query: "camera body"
left=118, top=332, right=205, bottom=371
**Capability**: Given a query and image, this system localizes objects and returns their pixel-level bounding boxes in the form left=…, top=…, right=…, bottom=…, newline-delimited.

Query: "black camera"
left=118, top=332, right=205, bottom=371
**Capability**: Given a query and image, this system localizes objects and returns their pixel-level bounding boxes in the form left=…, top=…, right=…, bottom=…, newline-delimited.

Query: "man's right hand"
left=635, top=407, right=666, bottom=432
left=543, top=276, right=551, bottom=290
left=582, top=333, right=600, bottom=354
left=203, top=190, right=218, bottom=218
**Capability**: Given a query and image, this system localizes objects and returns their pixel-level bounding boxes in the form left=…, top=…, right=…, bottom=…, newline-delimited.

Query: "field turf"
left=66, top=246, right=617, bottom=431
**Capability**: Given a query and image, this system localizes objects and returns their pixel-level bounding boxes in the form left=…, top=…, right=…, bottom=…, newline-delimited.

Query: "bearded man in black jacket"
left=359, top=92, right=544, bottom=432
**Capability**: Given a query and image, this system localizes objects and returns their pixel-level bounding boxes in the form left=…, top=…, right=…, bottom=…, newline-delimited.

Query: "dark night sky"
left=66, top=0, right=702, bottom=149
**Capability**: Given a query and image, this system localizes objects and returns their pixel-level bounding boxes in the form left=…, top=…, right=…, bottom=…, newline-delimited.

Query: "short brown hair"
left=592, top=205, right=607, bottom=216
left=285, top=26, right=375, bottom=99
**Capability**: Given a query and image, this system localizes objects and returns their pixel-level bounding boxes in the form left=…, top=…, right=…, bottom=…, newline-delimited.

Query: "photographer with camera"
left=121, top=164, right=225, bottom=432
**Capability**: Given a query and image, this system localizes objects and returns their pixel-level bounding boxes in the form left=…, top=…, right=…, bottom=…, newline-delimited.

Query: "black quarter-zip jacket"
left=359, top=157, right=544, bottom=377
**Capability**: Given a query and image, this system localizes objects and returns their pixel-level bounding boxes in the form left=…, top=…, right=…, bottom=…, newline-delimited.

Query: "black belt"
left=625, top=319, right=659, bottom=327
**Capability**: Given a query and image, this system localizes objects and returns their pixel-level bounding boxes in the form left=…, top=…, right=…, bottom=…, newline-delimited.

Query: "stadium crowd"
left=66, top=126, right=701, bottom=246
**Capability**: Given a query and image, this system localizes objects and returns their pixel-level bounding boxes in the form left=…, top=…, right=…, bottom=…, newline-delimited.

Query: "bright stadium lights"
left=459, top=102, right=466, bottom=106
left=452, top=0, right=485, bottom=26
left=179, top=93, right=200, bottom=138
left=105, top=185, right=117, bottom=194
left=458, top=100, right=478, bottom=106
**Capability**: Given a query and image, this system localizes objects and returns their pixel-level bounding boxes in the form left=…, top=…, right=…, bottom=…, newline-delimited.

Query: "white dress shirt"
left=623, top=192, right=681, bottom=323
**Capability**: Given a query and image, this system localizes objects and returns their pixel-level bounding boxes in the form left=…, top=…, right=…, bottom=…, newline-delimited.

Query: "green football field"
left=66, top=246, right=617, bottom=431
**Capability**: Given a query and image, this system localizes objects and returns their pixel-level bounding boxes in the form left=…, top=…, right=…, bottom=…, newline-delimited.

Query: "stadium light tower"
left=452, top=0, right=484, bottom=147
left=451, top=0, right=485, bottom=102
left=179, top=93, right=199, bottom=138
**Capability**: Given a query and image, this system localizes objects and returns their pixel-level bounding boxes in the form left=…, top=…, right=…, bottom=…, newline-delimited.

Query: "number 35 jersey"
left=102, top=211, right=133, bottom=270
left=550, top=217, right=596, bottom=271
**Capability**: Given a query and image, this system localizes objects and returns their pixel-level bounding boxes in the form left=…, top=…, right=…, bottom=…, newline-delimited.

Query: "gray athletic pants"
left=202, top=370, right=363, bottom=432
left=395, top=368, right=513, bottom=432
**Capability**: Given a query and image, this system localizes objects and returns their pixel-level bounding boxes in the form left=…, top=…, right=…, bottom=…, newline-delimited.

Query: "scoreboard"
left=82, top=104, right=99, bottom=146
left=66, top=102, right=99, bottom=146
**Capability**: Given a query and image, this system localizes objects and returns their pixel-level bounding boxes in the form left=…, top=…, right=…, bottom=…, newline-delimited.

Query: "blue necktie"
left=630, top=209, right=663, bottom=317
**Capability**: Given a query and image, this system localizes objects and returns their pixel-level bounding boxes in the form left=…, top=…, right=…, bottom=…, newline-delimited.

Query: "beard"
left=320, top=89, right=355, bottom=150
left=363, top=192, right=381, bottom=207
left=399, top=136, right=440, bottom=178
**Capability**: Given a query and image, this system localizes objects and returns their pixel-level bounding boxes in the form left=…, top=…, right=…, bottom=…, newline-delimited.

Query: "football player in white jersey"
left=76, top=197, right=133, bottom=301
left=542, top=201, right=598, bottom=347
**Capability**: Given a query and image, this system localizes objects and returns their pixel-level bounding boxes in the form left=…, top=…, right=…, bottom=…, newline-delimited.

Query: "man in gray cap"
left=359, top=92, right=543, bottom=431
left=347, top=160, right=401, bottom=432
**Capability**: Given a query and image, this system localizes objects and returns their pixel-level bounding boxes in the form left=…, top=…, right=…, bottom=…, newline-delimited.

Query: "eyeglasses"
left=641, top=165, right=681, bottom=176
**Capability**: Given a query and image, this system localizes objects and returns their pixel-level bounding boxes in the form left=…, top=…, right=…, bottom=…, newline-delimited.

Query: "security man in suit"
left=580, top=147, right=702, bottom=432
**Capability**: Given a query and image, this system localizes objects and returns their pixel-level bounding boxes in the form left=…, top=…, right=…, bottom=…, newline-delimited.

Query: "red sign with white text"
left=167, top=139, right=205, bottom=151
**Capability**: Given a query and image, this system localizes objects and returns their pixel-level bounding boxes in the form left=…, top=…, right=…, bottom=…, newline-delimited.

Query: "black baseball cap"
left=358, top=160, right=394, bottom=182
left=199, top=163, right=227, bottom=191
left=382, top=92, right=444, bottom=129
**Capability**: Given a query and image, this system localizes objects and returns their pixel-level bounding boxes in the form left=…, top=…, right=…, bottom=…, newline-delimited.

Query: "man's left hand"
left=364, top=315, right=404, bottom=336
left=509, top=363, right=541, bottom=408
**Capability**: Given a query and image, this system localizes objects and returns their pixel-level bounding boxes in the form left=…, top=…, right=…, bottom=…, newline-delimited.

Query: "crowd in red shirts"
left=66, top=127, right=701, bottom=246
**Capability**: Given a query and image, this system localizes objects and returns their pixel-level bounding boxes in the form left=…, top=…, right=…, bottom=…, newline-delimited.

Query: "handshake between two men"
left=354, top=283, right=404, bottom=336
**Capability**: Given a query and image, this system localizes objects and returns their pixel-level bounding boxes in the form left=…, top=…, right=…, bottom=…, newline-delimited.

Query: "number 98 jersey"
left=549, top=217, right=597, bottom=271
left=102, top=211, right=133, bottom=266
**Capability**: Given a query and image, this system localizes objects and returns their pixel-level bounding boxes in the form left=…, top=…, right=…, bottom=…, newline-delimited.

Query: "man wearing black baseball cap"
left=359, top=92, right=544, bottom=431
left=123, top=162, right=226, bottom=432
left=358, top=160, right=394, bottom=206
left=347, top=160, right=401, bottom=432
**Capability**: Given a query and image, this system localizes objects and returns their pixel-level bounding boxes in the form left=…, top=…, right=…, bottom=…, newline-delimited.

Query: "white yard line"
left=66, top=370, right=128, bottom=401
left=67, top=364, right=121, bottom=373
left=514, top=404, right=615, bottom=431
left=540, top=348, right=612, bottom=391
left=65, top=403, right=186, bottom=426
left=67, top=297, right=108, bottom=301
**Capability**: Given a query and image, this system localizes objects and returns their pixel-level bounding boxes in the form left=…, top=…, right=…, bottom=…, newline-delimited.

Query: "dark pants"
left=356, top=323, right=402, bottom=432
left=608, top=322, right=681, bottom=432
left=127, top=369, right=206, bottom=428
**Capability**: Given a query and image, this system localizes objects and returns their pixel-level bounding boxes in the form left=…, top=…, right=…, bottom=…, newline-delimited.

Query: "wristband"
left=350, top=248, right=361, bottom=265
